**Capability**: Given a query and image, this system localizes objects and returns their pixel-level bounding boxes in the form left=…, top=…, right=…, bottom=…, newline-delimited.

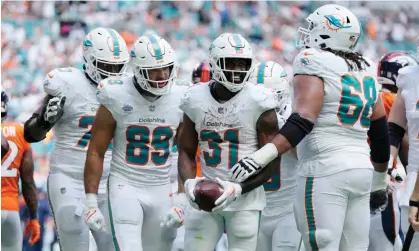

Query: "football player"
left=169, top=60, right=212, bottom=251
left=172, top=33, right=281, bottom=251
left=23, top=28, right=129, bottom=251
left=368, top=52, right=417, bottom=251
left=249, top=61, right=302, bottom=251
left=192, top=61, right=212, bottom=84
left=2, top=91, right=40, bottom=251
left=84, top=34, right=190, bottom=251
left=388, top=44, right=419, bottom=251
left=230, top=5, right=391, bottom=250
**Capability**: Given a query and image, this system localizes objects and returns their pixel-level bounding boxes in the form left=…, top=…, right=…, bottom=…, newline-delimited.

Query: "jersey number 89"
left=126, top=126, right=173, bottom=166
left=337, top=75, right=377, bottom=127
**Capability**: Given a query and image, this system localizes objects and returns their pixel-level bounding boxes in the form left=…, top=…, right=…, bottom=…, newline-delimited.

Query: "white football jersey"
left=43, top=67, right=111, bottom=180
left=397, top=65, right=419, bottom=173
left=97, top=75, right=190, bottom=186
left=180, top=82, right=279, bottom=211
left=264, top=105, right=297, bottom=211
left=293, top=48, right=378, bottom=176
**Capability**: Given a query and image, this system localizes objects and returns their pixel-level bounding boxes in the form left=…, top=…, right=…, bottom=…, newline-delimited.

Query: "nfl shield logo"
left=218, top=107, right=224, bottom=114
left=60, top=187, right=66, bottom=194
left=149, top=105, right=155, bottom=112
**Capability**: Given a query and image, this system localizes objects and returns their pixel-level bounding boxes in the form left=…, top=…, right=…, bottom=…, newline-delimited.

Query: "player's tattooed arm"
left=24, top=95, right=65, bottom=143
left=1, top=132, right=9, bottom=158
left=177, top=114, right=198, bottom=192
left=84, top=105, right=116, bottom=194
left=240, top=109, right=281, bottom=194
left=20, top=148, right=38, bottom=219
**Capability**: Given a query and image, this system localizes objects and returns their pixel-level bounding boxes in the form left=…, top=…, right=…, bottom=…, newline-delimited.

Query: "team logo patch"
left=300, top=57, right=311, bottom=66
left=218, top=107, right=224, bottom=114
left=149, top=105, right=155, bottom=112
left=60, top=187, right=66, bottom=194
left=130, top=50, right=136, bottom=57
left=325, top=14, right=352, bottom=32
left=122, top=104, right=133, bottom=112
left=44, top=80, right=50, bottom=87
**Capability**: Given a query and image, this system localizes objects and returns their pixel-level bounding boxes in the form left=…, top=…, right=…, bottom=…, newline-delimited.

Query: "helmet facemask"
left=297, top=19, right=315, bottom=49
left=133, top=61, right=177, bottom=96
left=210, top=57, right=253, bottom=93
left=85, top=54, right=127, bottom=84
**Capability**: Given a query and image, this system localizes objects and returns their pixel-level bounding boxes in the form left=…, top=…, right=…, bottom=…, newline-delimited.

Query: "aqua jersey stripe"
left=107, top=180, right=121, bottom=251
left=106, top=28, right=120, bottom=57
left=305, top=177, right=319, bottom=250
left=257, top=62, right=266, bottom=84
left=146, top=34, right=163, bottom=60
left=232, top=34, right=242, bottom=51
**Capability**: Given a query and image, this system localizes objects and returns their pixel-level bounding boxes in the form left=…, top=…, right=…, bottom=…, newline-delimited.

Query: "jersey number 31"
left=337, top=75, right=377, bottom=127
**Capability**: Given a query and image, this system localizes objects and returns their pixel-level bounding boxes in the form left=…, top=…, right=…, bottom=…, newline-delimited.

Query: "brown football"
left=193, top=180, right=224, bottom=212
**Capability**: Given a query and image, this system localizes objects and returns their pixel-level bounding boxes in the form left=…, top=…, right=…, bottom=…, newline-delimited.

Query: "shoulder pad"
left=96, top=75, right=133, bottom=117
left=247, top=84, right=279, bottom=111
left=292, top=48, right=324, bottom=77
left=397, top=65, right=419, bottom=90
left=43, top=67, right=82, bottom=96
left=179, top=84, right=206, bottom=122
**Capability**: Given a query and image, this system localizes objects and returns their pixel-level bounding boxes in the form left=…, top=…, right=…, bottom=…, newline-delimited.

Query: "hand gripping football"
left=193, top=179, right=224, bottom=212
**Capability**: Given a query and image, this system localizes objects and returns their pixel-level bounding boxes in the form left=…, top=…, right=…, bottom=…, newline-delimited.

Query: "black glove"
left=370, top=188, right=389, bottom=215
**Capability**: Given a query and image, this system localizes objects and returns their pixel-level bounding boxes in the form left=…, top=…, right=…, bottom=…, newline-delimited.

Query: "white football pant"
left=107, top=175, right=176, bottom=251
left=47, top=172, right=113, bottom=251
left=257, top=208, right=301, bottom=251
left=185, top=208, right=260, bottom=251
left=294, top=169, right=372, bottom=251
left=1, top=210, right=22, bottom=251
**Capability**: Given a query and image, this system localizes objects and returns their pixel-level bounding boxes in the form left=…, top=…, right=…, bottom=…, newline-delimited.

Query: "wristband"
left=85, top=193, right=98, bottom=208
left=250, top=143, right=279, bottom=168
left=29, top=211, right=38, bottom=220
left=409, top=200, right=419, bottom=208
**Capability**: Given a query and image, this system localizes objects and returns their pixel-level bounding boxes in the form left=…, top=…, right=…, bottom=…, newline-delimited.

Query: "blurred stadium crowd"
left=2, top=1, right=419, bottom=250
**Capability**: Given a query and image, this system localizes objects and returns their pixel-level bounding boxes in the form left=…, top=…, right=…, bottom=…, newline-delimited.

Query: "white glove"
left=44, top=96, right=66, bottom=123
left=229, top=157, right=262, bottom=183
left=84, top=194, right=106, bottom=232
left=212, top=178, right=242, bottom=212
left=160, top=193, right=188, bottom=228
left=184, top=177, right=205, bottom=210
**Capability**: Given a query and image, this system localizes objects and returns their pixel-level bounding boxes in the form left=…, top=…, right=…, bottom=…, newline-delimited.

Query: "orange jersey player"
left=1, top=91, right=40, bottom=250
left=368, top=52, right=417, bottom=251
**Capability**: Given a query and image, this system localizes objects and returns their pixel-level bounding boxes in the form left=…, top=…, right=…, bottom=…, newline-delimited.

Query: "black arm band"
left=29, top=210, right=38, bottom=220
left=388, top=122, right=405, bottom=148
left=279, top=113, right=314, bottom=147
left=368, top=116, right=390, bottom=163
left=409, top=200, right=419, bottom=208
